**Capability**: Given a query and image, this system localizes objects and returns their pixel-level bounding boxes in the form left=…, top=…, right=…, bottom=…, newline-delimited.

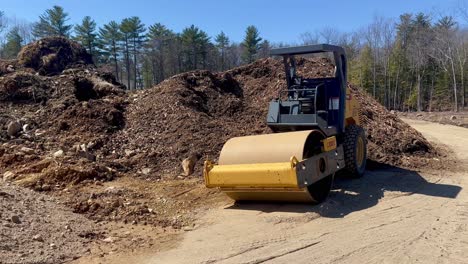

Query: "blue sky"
left=1, top=0, right=465, bottom=42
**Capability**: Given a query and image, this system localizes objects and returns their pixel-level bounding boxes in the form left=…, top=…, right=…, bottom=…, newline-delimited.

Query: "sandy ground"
left=399, top=111, right=468, bottom=128
left=140, top=119, right=468, bottom=264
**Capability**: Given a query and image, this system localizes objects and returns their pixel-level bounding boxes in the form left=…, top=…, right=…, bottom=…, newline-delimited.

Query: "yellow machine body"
left=204, top=129, right=343, bottom=202
left=345, top=90, right=360, bottom=126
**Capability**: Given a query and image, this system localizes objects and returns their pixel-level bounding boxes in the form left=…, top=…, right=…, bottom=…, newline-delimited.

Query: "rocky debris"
left=32, top=234, right=44, bottom=242
left=3, top=171, right=15, bottom=181
left=0, top=59, right=17, bottom=76
left=181, top=154, right=199, bottom=176
left=102, top=236, right=117, bottom=243
left=20, top=147, right=34, bottom=155
left=11, top=215, right=21, bottom=224
left=7, top=121, right=21, bottom=137
left=77, top=150, right=96, bottom=161
left=53, top=149, right=64, bottom=158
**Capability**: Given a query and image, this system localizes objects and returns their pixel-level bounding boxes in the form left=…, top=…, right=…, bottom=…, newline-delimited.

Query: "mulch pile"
left=349, top=84, right=438, bottom=167
left=0, top=37, right=126, bottom=190
left=17, top=36, right=93, bottom=75
left=112, top=57, right=439, bottom=176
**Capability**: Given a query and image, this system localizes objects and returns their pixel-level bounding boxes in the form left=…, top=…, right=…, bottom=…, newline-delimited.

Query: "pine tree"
left=147, top=23, right=174, bottom=83
left=3, top=26, right=23, bottom=59
left=32, top=6, right=72, bottom=38
left=120, top=17, right=145, bottom=89
left=359, top=45, right=374, bottom=93
left=241, top=25, right=262, bottom=63
left=258, top=40, right=271, bottom=58
left=215, top=31, right=229, bottom=70
left=74, top=16, right=97, bottom=58
left=120, top=18, right=133, bottom=89
left=130, top=17, right=146, bottom=89
left=198, top=30, right=210, bottom=69
left=180, top=25, right=210, bottom=71
left=99, top=21, right=122, bottom=81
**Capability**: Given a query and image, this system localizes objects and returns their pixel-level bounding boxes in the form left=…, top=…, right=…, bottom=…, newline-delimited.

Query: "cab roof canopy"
left=270, top=44, right=345, bottom=56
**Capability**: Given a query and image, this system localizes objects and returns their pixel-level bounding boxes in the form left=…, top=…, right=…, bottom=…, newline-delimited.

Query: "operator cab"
left=267, top=44, right=347, bottom=137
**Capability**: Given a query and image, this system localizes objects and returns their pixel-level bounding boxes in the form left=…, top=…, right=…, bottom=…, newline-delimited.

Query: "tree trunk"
left=394, top=60, right=401, bottom=110
left=120, top=67, right=124, bottom=85
left=372, top=59, right=376, bottom=98
left=460, top=59, right=465, bottom=110
left=429, top=72, right=435, bottom=112
left=159, top=44, right=164, bottom=82
left=359, top=61, right=363, bottom=88
left=87, top=35, right=92, bottom=57
left=450, top=57, right=458, bottom=112
left=221, top=48, right=225, bottom=71
left=417, top=72, right=422, bottom=112
left=112, top=40, right=119, bottom=81
left=151, top=55, right=158, bottom=85
left=124, top=35, right=131, bottom=90
left=133, top=38, right=138, bottom=90
left=193, top=46, right=198, bottom=70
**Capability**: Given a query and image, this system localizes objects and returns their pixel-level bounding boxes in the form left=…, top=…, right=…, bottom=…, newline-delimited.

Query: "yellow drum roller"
left=204, top=44, right=367, bottom=203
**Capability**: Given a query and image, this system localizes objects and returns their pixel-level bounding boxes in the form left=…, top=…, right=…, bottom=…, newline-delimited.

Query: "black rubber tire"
left=343, top=125, right=367, bottom=178
left=307, top=174, right=334, bottom=204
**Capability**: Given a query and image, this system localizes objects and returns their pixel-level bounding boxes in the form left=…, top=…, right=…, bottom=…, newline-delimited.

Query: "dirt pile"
left=0, top=37, right=126, bottom=190
left=106, top=70, right=246, bottom=176
left=17, top=37, right=93, bottom=75
left=112, top=58, right=437, bottom=177
left=349, top=84, right=436, bottom=166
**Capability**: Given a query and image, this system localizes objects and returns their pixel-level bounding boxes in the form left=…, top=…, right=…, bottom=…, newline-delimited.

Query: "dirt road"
left=145, top=119, right=468, bottom=264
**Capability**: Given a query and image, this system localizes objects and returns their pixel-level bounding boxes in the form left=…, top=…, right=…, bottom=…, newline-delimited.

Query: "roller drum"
left=219, top=130, right=322, bottom=165
left=204, top=130, right=329, bottom=203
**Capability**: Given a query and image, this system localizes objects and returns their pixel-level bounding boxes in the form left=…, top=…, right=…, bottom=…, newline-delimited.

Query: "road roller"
left=204, top=44, right=367, bottom=203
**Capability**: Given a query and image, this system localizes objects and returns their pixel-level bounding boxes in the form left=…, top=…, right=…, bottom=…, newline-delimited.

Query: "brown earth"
left=0, top=38, right=453, bottom=263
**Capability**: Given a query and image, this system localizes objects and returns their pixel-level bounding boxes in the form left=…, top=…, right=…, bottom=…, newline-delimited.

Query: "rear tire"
left=307, top=174, right=334, bottom=204
left=343, top=125, right=367, bottom=178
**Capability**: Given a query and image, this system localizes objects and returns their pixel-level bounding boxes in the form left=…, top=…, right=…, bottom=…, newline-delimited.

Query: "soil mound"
left=1, top=38, right=126, bottom=189
left=17, top=37, right=93, bottom=75
left=348, top=84, right=435, bottom=165
left=106, top=70, right=246, bottom=176
left=112, top=58, right=437, bottom=176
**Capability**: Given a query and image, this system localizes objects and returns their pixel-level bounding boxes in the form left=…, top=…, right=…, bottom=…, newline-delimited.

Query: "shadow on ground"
left=226, top=161, right=462, bottom=218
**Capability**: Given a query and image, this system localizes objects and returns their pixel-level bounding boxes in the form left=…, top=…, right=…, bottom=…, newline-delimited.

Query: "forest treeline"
left=0, top=5, right=467, bottom=111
